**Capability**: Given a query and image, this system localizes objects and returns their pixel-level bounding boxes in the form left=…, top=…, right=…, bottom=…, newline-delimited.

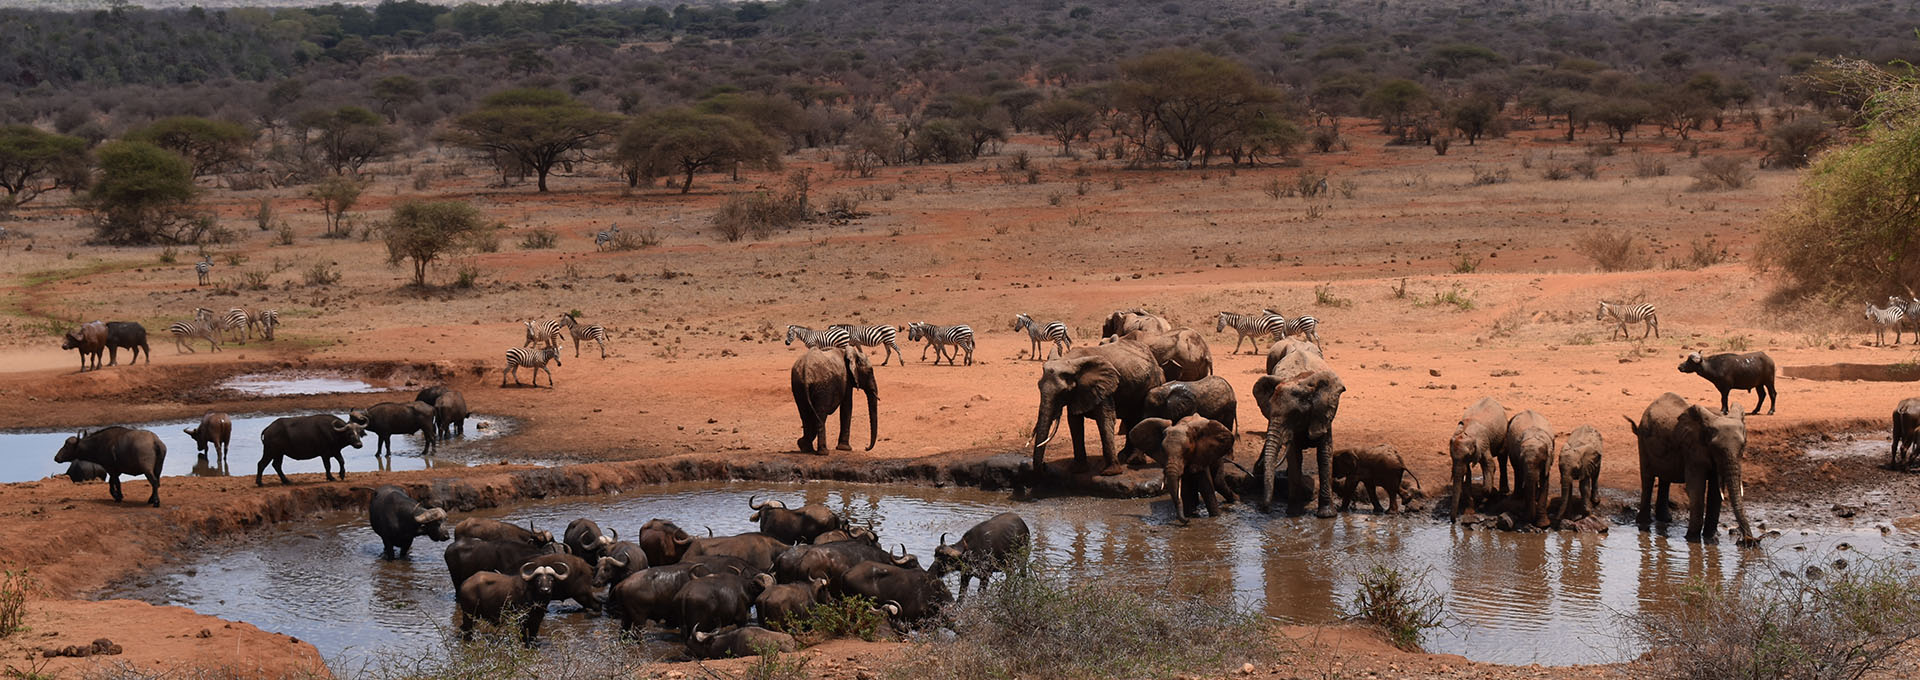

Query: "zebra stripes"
left=595, top=225, right=620, bottom=252
left=830, top=323, right=904, bottom=366
left=1596, top=301, right=1659, bottom=340
left=195, top=257, right=212, bottom=286
left=525, top=319, right=566, bottom=348
left=1262, top=309, right=1321, bottom=347
left=785, top=325, right=852, bottom=350
left=1013, top=314, right=1071, bottom=360
left=1867, top=300, right=1906, bottom=346
left=502, top=345, right=562, bottom=387
left=221, top=308, right=250, bottom=343
left=1216, top=311, right=1276, bottom=355
left=168, top=319, right=221, bottom=353
left=559, top=315, right=609, bottom=358
left=908, top=322, right=975, bottom=366
left=1893, top=296, right=1920, bottom=344
left=249, top=308, right=279, bottom=341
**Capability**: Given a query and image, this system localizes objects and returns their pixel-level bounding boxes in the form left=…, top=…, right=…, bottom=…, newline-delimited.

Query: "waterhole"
left=218, top=373, right=394, bottom=396
left=104, top=481, right=1901, bottom=669
left=0, top=412, right=518, bottom=483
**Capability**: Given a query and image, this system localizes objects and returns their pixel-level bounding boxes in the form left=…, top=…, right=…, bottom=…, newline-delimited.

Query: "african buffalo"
left=679, top=532, right=791, bottom=572
left=184, top=412, right=232, bottom=462
left=368, top=485, right=449, bottom=560
left=639, top=519, right=693, bottom=566
left=62, top=321, right=106, bottom=372
left=443, top=536, right=569, bottom=590
left=814, top=526, right=880, bottom=545
left=256, top=414, right=364, bottom=486
left=564, top=518, right=617, bottom=562
left=350, top=402, right=436, bottom=457
left=930, top=513, right=1031, bottom=598
left=688, top=625, right=797, bottom=659
left=841, top=561, right=952, bottom=624
left=415, top=386, right=449, bottom=406
left=754, top=573, right=828, bottom=628
left=64, top=460, right=107, bottom=483
left=54, top=427, right=166, bottom=506
left=104, top=321, right=149, bottom=366
left=772, top=541, right=918, bottom=594
left=457, top=561, right=571, bottom=644
left=454, top=518, right=554, bottom=546
left=432, top=390, right=469, bottom=438
left=609, top=563, right=709, bottom=633
left=593, top=541, right=650, bottom=590
left=673, top=572, right=760, bottom=638
left=748, top=496, right=844, bottom=544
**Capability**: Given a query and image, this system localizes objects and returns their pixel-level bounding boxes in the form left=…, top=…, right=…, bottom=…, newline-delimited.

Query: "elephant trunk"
left=1258, top=416, right=1287, bottom=512
left=1032, top=396, right=1064, bottom=468
left=864, top=385, right=879, bottom=451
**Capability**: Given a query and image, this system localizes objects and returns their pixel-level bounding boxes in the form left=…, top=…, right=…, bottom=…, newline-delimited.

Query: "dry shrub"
left=1626, top=559, right=1920, bottom=680
left=712, top=191, right=807, bottom=242
left=303, top=263, right=341, bottom=287
left=518, top=228, right=558, bottom=249
left=1468, top=166, right=1509, bottom=186
left=0, top=569, right=29, bottom=639
left=608, top=228, right=661, bottom=250
left=1543, top=164, right=1571, bottom=181
left=1350, top=565, right=1446, bottom=651
left=1574, top=229, right=1652, bottom=271
left=1690, top=155, right=1754, bottom=191
left=1572, top=159, right=1599, bottom=180
left=1667, top=237, right=1730, bottom=270
left=1631, top=154, right=1670, bottom=177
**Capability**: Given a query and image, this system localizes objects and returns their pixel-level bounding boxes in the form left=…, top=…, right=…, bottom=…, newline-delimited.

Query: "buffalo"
left=61, top=321, right=106, bottom=372
left=593, top=541, right=650, bottom=590
left=104, top=321, right=149, bottom=366
left=688, top=625, right=797, bottom=659
left=444, top=536, right=567, bottom=590
left=772, top=540, right=918, bottom=594
left=54, top=427, right=166, bottom=507
left=64, top=460, right=108, bottom=483
left=454, top=518, right=554, bottom=546
left=368, top=485, right=449, bottom=560
left=841, top=561, right=952, bottom=624
left=564, top=518, right=617, bottom=562
left=432, top=391, right=470, bottom=439
left=184, top=412, right=232, bottom=462
left=457, top=560, right=571, bottom=644
left=679, top=532, right=791, bottom=572
left=930, top=513, right=1031, bottom=599
left=415, top=386, right=449, bottom=406
left=350, top=402, right=436, bottom=457
left=256, top=414, right=364, bottom=486
left=639, top=518, right=693, bottom=566
left=748, top=496, right=844, bottom=544
left=814, top=526, right=880, bottom=545
left=754, top=573, right=828, bottom=628
left=673, top=572, right=760, bottom=638
left=609, top=563, right=709, bottom=633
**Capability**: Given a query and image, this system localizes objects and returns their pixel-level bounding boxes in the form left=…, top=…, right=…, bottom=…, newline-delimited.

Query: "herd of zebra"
left=1863, top=296, right=1920, bottom=346
left=784, top=322, right=978, bottom=366
left=168, top=306, right=280, bottom=352
left=504, top=315, right=613, bottom=387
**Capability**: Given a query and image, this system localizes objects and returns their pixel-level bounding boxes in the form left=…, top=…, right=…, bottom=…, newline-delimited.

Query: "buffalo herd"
left=375, top=488, right=1032, bottom=657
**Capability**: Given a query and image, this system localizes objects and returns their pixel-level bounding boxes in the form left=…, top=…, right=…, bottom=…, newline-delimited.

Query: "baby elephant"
left=1892, top=398, right=1920, bottom=471
left=1127, top=415, right=1238, bottom=522
left=1331, top=445, right=1420, bottom=514
left=1555, top=425, right=1603, bottom=529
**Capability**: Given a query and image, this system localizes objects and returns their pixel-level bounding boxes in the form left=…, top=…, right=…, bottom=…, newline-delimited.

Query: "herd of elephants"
left=42, top=306, right=1813, bottom=656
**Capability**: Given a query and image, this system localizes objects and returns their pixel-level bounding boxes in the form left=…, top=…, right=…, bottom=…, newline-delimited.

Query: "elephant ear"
left=1127, top=418, right=1173, bottom=457
left=1065, top=356, right=1120, bottom=414
left=1252, top=375, right=1282, bottom=410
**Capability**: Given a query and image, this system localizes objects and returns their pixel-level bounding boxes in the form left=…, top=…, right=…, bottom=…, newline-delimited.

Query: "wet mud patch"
left=1743, top=430, right=1920, bottom=535
left=1781, top=362, right=1920, bottom=382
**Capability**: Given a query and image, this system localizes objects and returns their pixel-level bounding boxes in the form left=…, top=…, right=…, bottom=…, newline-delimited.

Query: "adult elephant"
left=1101, top=309, right=1171, bottom=338
left=1030, top=338, right=1165, bottom=476
left=790, top=347, right=879, bottom=453
left=1626, top=392, right=1759, bottom=546
left=1252, top=340, right=1345, bottom=516
left=1113, top=328, right=1212, bottom=381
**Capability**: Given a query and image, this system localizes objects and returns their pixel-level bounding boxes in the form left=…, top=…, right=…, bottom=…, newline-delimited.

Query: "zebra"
left=222, top=308, right=251, bottom=343
left=559, top=315, right=609, bottom=358
left=908, top=322, right=975, bottom=366
left=830, top=323, right=904, bottom=366
left=1215, top=311, right=1276, bottom=355
left=1596, top=300, right=1660, bottom=340
left=247, top=308, right=280, bottom=341
left=168, top=319, right=221, bottom=353
left=524, top=319, right=566, bottom=348
left=785, top=325, right=852, bottom=350
left=594, top=225, right=620, bottom=252
left=1866, top=301, right=1907, bottom=347
left=502, top=345, right=563, bottom=387
left=1262, top=309, right=1321, bottom=347
left=1890, top=296, right=1920, bottom=344
left=195, top=256, right=212, bottom=286
left=1012, top=314, right=1072, bottom=360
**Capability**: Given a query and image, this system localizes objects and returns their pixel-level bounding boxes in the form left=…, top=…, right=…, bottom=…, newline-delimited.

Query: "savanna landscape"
left=6, top=0, right=1920, bottom=678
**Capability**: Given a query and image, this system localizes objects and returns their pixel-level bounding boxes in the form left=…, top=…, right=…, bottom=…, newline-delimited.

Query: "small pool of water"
left=219, top=373, right=392, bottom=396
left=103, top=481, right=1915, bottom=670
left=0, top=412, right=518, bottom=483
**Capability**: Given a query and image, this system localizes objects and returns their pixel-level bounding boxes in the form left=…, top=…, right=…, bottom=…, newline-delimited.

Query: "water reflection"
left=105, top=481, right=1895, bottom=669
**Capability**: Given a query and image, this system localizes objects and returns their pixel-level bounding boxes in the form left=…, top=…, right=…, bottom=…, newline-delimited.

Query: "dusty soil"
left=2, top=119, right=1916, bottom=677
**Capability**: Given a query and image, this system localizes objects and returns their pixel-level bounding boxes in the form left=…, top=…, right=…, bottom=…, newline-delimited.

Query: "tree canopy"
left=1113, top=49, right=1281, bottom=166
left=0, top=125, right=87, bottom=209
left=383, top=200, right=490, bottom=287
left=126, top=116, right=253, bottom=178
left=87, top=141, right=199, bottom=244
left=614, top=108, right=779, bottom=194
left=444, top=88, right=622, bottom=192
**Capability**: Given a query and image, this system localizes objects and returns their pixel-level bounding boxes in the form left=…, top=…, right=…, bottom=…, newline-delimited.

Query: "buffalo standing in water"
left=54, top=427, right=167, bottom=507
left=930, top=513, right=1031, bottom=599
left=368, top=485, right=450, bottom=560
left=256, top=414, right=364, bottom=486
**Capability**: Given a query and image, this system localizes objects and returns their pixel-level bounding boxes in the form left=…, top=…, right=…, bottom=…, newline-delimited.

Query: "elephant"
left=1122, top=376, right=1236, bottom=463
left=1893, top=398, right=1920, bottom=470
left=790, top=347, right=879, bottom=453
left=1127, top=416, right=1239, bottom=521
left=1448, top=396, right=1510, bottom=520
left=1263, top=338, right=1322, bottom=376
left=1504, top=410, right=1555, bottom=529
left=1555, top=425, right=1602, bottom=529
left=1110, top=328, right=1213, bottom=381
left=1100, top=309, right=1171, bottom=338
left=1252, top=348, right=1345, bottom=516
left=1678, top=351, right=1776, bottom=416
left=1030, top=338, right=1165, bottom=476
left=1331, top=444, right=1419, bottom=514
left=1626, top=392, right=1758, bottom=546
left=1157, top=415, right=1238, bottom=522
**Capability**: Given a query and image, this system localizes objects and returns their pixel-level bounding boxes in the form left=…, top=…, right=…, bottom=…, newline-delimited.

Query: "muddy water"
left=0, top=412, right=517, bottom=483
left=106, top=481, right=1905, bottom=668
left=219, top=373, right=392, bottom=396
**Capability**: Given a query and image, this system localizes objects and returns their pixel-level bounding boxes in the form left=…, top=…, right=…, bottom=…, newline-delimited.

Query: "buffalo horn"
left=749, top=495, right=766, bottom=510
left=938, top=533, right=949, bottom=548
left=692, top=625, right=710, bottom=643
left=331, top=420, right=348, bottom=432
left=755, top=573, right=776, bottom=589
left=881, top=601, right=901, bottom=616
left=520, top=563, right=538, bottom=580
left=414, top=507, right=446, bottom=524
left=608, top=527, right=619, bottom=541
left=704, top=526, right=714, bottom=538
left=610, top=554, right=628, bottom=569
left=551, top=562, right=569, bottom=580
left=674, top=534, right=693, bottom=547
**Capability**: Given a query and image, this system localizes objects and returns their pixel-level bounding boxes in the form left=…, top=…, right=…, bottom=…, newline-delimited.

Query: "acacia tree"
left=614, top=108, right=779, bottom=193
left=443, top=89, right=622, bottom=192
left=1113, top=49, right=1280, bottom=166
left=1363, top=79, right=1430, bottom=142
left=87, top=141, right=201, bottom=244
left=1032, top=97, right=1097, bottom=154
left=127, top=116, right=254, bottom=177
left=297, top=107, right=397, bottom=175
left=383, top=200, right=489, bottom=287
left=1590, top=98, right=1654, bottom=142
left=0, top=125, right=87, bottom=209
left=370, top=75, right=425, bottom=123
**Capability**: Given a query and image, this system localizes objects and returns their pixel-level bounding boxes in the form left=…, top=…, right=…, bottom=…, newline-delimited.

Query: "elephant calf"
left=1331, top=445, right=1419, bottom=514
left=1449, top=396, right=1510, bottom=521
left=791, top=347, right=879, bottom=454
left=1128, top=416, right=1238, bottom=522
left=1555, top=425, right=1602, bottom=529
left=1893, top=398, right=1920, bottom=471
left=1505, top=410, right=1555, bottom=529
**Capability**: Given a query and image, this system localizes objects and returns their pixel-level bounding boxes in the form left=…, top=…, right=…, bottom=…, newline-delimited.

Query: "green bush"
left=775, top=594, right=886, bottom=641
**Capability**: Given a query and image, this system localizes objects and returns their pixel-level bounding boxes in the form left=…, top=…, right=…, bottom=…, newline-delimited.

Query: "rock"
left=1242, top=662, right=1257, bottom=675
left=1832, top=504, right=1858, bottom=518
left=1428, top=369, right=1441, bottom=377
left=197, top=629, right=213, bottom=638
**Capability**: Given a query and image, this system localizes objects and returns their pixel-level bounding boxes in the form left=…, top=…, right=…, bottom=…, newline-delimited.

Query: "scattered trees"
left=1032, top=98, right=1098, bottom=155
left=310, top=176, right=364, bottom=238
left=1362, top=79, right=1430, bottom=142
left=1113, top=49, right=1282, bottom=166
left=443, top=89, right=622, bottom=192
left=86, top=141, right=200, bottom=244
left=383, top=200, right=491, bottom=287
left=0, top=125, right=87, bottom=209
left=126, top=117, right=254, bottom=178
left=614, top=108, right=779, bottom=193
left=296, top=107, right=398, bottom=176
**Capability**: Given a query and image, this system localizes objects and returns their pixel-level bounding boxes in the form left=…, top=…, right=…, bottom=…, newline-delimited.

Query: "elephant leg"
left=1497, top=454, right=1510, bottom=496
left=1095, top=407, right=1122, bottom=476
left=1655, top=481, right=1673, bottom=523
left=1683, top=476, right=1707, bottom=541
left=1313, top=442, right=1337, bottom=518
left=1067, top=416, right=1089, bottom=471
left=1533, top=466, right=1552, bottom=528
left=1704, top=474, right=1724, bottom=540
left=1283, top=442, right=1307, bottom=513
left=835, top=394, right=853, bottom=451
left=1335, top=473, right=1357, bottom=512
left=1198, top=468, right=1222, bottom=517
left=1557, top=471, right=1575, bottom=529
left=1385, top=471, right=1403, bottom=513
left=1637, top=468, right=1655, bottom=526
left=1214, top=464, right=1238, bottom=505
